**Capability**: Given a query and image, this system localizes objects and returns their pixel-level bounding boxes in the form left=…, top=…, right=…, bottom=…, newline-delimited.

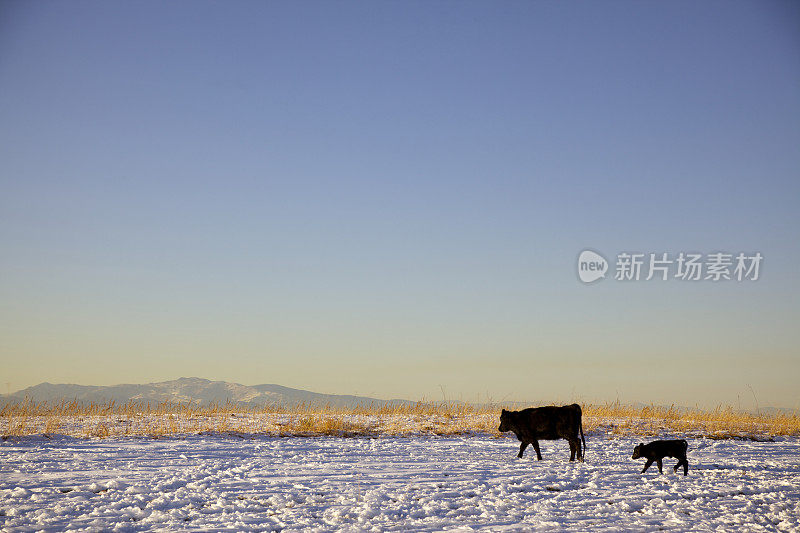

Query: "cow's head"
left=632, top=443, right=644, bottom=459
left=498, top=409, right=513, bottom=432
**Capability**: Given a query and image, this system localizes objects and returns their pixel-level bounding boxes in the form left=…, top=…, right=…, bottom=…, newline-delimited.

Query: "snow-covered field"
left=2, top=434, right=799, bottom=531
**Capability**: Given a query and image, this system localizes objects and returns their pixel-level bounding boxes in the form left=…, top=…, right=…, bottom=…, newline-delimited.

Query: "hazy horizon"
left=5, top=376, right=797, bottom=412
left=2, top=2, right=799, bottom=410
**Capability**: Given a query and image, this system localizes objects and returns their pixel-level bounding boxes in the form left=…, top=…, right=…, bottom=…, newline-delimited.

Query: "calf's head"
left=632, top=443, right=644, bottom=459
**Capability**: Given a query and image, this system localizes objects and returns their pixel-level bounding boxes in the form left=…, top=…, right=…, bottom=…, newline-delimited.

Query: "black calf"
left=632, top=439, right=689, bottom=476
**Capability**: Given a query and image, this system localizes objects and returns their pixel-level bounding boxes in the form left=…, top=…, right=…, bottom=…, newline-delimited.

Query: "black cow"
left=632, top=439, right=689, bottom=475
left=498, top=404, right=586, bottom=462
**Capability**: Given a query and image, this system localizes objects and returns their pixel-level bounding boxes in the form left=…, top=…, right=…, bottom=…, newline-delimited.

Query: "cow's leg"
left=517, top=441, right=528, bottom=458
left=575, top=438, right=583, bottom=461
left=656, top=458, right=663, bottom=474
left=568, top=438, right=577, bottom=461
left=641, top=459, right=654, bottom=474
left=532, top=440, right=542, bottom=461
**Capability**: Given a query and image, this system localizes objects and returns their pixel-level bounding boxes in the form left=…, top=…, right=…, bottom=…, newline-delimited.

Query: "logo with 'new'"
left=577, top=250, right=608, bottom=283
left=577, top=249, right=762, bottom=283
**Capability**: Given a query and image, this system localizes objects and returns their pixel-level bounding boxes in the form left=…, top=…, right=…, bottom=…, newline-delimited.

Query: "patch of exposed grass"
left=584, top=403, right=800, bottom=439
left=1, top=399, right=797, bottom=440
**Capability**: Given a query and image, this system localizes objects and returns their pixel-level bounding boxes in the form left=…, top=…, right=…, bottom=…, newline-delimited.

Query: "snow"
left=2, top=434, right=799, bottom=531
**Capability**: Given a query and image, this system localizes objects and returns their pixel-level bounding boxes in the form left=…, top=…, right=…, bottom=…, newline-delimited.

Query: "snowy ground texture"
left=2, top=434, right=799, bottom=532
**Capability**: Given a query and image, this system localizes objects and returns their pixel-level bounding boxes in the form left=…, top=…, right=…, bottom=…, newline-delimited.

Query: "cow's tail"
left=574, top=404, right=586, bottom=461
left=580, top=418, right=586, bottom=461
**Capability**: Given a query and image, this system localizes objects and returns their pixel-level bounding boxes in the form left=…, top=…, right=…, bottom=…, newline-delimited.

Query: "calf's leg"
left=656, top=458, right=663, bottom=474
left=642, top=458, right=654, bottom=474
left=674, top=458, right=688, bottom=476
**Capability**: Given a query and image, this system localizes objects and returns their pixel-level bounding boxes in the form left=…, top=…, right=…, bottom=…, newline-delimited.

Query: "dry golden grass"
left=1, top=399, right=797, bottom=440
left=583, top=402, right=800, bottom=439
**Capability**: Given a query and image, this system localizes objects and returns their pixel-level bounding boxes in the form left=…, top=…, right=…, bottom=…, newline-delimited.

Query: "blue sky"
left=1, top=1, right=798, bottom=408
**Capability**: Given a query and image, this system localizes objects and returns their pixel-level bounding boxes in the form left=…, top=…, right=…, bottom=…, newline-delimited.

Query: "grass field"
left=2, top=400, right=798, bottom=440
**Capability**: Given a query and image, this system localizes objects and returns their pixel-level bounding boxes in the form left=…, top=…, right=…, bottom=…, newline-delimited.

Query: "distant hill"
left=4, top=379, right=795, bottom=414
left=3, top=377, right=414, bottom=408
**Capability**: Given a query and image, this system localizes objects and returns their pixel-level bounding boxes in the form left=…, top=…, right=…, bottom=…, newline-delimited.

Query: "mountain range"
left=3, top=377, right=414, bottom=408
left=5, top=379, right=795, bottom=414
